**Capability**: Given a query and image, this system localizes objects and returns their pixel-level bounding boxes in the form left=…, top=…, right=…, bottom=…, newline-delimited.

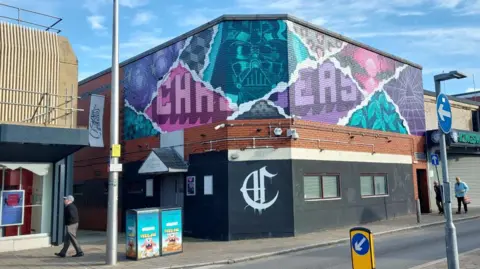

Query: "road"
left=203, top=219, right=480, bottom=269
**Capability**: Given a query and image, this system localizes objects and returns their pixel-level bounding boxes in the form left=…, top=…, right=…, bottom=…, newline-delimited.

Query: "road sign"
left=436, top=93, right=452, bottom=134
left=431, top=154, right=440, bottom=166
left=350, top=227, right=375, bottom=269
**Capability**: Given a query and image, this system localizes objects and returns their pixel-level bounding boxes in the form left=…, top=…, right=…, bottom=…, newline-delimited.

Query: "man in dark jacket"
left=434, top=181, right=444, bottom=214
left=55, top=195, right=84, bottom=257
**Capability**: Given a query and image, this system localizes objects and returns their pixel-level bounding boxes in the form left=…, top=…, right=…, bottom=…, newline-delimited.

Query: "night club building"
left=75, top=14, right=427, bottom=239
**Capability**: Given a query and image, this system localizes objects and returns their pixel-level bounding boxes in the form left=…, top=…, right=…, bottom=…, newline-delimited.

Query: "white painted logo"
left=240, top=166, right=279, bottom=214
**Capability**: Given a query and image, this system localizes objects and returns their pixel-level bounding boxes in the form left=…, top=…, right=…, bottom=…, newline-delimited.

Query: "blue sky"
left=1, top=0, right=480, bottom=95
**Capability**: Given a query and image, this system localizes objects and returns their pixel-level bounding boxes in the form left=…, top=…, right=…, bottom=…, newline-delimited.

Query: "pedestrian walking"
left=434, top=181, right=444, bottom=214
left=55, top=195, right=84, bottom=257
left=454, top=177, right=469, bottom=214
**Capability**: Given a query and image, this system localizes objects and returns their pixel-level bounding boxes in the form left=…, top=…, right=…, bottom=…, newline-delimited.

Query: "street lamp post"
left=106, top=0, right=120, bottom=265
left=434, top=70, right=466, bottom=269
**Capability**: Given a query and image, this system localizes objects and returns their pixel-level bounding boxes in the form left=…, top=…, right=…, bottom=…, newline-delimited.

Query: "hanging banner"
left=88, top=94, right=105, bottom=148
left=0, top=190, right=25, bottom=227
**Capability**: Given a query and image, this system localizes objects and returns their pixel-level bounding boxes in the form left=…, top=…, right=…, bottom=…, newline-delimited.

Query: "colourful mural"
left=121, top=19, right=425, bottom=140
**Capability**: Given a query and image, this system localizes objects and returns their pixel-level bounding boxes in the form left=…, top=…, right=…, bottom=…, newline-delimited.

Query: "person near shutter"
left=434, top=181, right=444, bottom=214
left=55, top=195, right=84, bottom=257
left=454, top=177, right=469, bottom=214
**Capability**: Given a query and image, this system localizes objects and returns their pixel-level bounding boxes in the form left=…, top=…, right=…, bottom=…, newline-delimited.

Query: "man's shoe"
left=72, top=252, right=84, bottom=257
left=55, top=253, right=66, bottom=258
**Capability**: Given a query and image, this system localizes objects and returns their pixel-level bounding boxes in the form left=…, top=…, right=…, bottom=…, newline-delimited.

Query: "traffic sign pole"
left=435, top=89, right=459, bottom=269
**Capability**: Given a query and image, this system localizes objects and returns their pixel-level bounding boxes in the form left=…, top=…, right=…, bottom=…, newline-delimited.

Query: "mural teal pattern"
left=203, top=20, right=289, bottom=105
left=116, top=18, right=424, bottom=141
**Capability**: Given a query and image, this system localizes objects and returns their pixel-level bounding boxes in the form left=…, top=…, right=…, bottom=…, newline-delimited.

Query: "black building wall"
left=184, top=151, right=229, bottom=240
left=228, top=160, right=294, bottom=239
left=292, top=160, right=415, bottom=234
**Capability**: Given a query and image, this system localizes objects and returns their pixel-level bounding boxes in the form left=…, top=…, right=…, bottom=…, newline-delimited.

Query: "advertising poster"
left=1, top=190, right=25, bottom=226
left=136, top=209, right=160, bottom=259
left=125, top=211, right=137, bottom=259
left=186, top=176, right=196, bottom=196
left=161, top=208, right=183, bottom=255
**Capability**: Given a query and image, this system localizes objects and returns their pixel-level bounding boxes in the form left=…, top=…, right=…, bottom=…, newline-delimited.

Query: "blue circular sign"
left=352, top=233, right=370, bottom=255
left=436, top=93, right=452, bottom=134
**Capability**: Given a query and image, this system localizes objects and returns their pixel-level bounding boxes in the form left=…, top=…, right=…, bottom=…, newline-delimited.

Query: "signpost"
left=436, top=92, right=459, bottom=269
left=350, top=227, right=375, bottom=269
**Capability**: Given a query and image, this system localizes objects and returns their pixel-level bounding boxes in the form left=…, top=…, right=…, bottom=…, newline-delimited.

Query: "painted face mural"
left=204, top=20, right=289, bottom=105
left=118, top=19, right=425, bottom=141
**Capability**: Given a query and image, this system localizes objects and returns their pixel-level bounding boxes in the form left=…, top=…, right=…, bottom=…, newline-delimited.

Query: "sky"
left=1, top=0, right=480, bottom=95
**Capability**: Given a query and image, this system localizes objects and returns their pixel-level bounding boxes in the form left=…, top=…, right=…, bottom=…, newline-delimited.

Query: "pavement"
left=0, top=209, right=479, bottom=269
left=411, top=248, right=480, bottom=269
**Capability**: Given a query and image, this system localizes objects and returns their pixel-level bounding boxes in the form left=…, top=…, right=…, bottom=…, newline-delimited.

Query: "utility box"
left=125, top=207, right=183, bottom=260
left=125, top=208, right=161, bottom=260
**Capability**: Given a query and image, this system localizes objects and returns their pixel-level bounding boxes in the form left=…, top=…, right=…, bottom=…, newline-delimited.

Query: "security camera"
left=292, top=132, right=299, bottom=140
left=273, top=127, right=282, bottom=136
left=214, top=123, right=225, bottom=130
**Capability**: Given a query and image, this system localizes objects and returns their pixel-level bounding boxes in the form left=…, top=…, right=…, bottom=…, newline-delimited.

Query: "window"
left=304, top=174, right=340, bottom=200
left=145, top=179, right=153, bottom=197
left=361, top=174, right=388, bottom=197
left=204, top=175, right=213, bottom=195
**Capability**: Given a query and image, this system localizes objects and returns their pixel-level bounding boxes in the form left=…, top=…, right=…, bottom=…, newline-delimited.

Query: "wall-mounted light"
left=273, top=127, right=283, bottom=136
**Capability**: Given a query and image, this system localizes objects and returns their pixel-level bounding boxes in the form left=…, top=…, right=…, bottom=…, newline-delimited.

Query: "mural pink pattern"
left=144, top=65, right=233, bottom=132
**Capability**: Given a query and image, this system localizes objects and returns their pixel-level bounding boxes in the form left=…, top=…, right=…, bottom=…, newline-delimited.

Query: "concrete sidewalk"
left=0, top=210, right=478, bottom=269
left=411, top=248, right=480, bottom=269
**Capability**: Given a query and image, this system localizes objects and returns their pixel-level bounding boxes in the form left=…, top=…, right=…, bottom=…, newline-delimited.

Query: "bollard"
left=416, top=199, right=421, bottom=223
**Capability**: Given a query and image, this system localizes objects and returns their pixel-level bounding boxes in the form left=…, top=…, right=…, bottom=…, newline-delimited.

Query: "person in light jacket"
left=454, top=177, right=469, bottom=214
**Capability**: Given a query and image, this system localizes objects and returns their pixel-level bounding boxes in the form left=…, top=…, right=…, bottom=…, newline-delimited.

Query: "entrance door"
left=160, top=174, right=184, bottom=208
left=417, top=169, right=431, bottom=213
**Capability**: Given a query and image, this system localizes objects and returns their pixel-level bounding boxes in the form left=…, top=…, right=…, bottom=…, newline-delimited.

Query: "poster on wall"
left=125, top=212, right=137, bottom=259
left=137, top=209, right=160, bottom=259
left=186, top=176, right=196, bottom=196
left=160, top=208, right=183, bottom=255
left=88, top=94, right=105, bottom=148
left=0, top=190, right=25, bottom=227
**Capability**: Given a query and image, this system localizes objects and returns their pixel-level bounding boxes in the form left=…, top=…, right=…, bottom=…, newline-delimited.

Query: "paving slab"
left=0, top=210, right=478, bottom=269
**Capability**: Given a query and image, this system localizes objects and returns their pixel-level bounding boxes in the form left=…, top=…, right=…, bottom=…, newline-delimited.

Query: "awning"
left=0, top=163, right=51, bottom=176
left=0, top=124, right=89, bottom=163
left=138, top=148, right=188, bottom=174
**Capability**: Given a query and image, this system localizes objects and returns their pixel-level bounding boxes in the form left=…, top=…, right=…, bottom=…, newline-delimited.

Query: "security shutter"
left=429, top=155, right=480, bottom=209
left=447, top=155, right=480, bottom=207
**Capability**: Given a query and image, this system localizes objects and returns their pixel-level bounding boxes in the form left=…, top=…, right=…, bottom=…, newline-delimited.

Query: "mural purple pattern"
left=116, top=19, right=425, bottom=140
left=288, top=60, right=364, bottom=124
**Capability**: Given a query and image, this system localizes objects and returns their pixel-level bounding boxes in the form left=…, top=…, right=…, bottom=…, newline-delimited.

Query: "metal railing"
left=0, top=87, right=84, bottom=128
left=0, top=3, right=62, bottom=33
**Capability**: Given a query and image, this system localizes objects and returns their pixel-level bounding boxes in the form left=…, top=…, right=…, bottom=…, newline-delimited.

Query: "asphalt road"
left=204, top=218, right=480, bottom=269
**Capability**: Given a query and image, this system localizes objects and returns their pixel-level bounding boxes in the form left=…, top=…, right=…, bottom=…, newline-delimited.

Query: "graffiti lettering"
left=146, top=66, right=233, bottom=132
left=89, top=105, right=102, bottom=139
left=290, top=61, right=363, bottom=123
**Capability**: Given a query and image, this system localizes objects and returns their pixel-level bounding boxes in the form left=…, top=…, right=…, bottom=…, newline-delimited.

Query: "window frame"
left=360, top=173, right=389, bottom=198
left=303, top=173, right=342, bottom=201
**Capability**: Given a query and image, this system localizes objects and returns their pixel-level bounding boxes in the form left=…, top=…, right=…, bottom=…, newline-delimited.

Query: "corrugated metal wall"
left=0, top=22, right=73, bottom=127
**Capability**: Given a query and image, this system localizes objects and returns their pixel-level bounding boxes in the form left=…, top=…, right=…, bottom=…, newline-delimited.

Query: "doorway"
left=160, top=174, right=184, bottom=208
left=416, top=169, right=431, bottom=213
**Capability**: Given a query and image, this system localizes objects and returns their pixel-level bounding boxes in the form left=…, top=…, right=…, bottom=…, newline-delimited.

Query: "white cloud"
left=466, top=87, right=479, bottom=92
left=87, top=15, right=106, bottom=30
left=178, top=14, right=212, bottom=27
left=398, top=11, right=427, bottom=16
left=435, top=0, right=463, bottom=8
left=119, top=0, right=150, bottom=8
left=132, top=11, right=156, bottom=26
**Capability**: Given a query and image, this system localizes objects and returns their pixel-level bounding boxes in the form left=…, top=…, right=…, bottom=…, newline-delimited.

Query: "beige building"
left=423, top=90, right=480, bottom=214
left=0, top=4, right=90, bottom=253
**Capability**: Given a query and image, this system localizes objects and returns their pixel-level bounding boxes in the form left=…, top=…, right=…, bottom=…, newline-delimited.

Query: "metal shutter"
left=447, top=155, right=480, bottom=207
left=428, top=155, right=480, bottom=209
